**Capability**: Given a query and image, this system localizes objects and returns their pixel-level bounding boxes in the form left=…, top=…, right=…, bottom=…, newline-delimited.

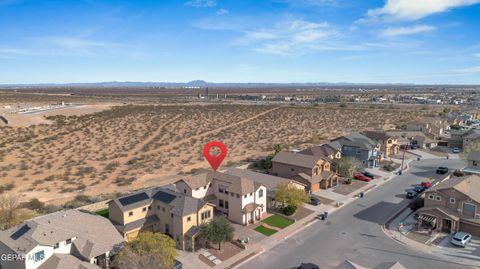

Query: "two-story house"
left=225, top=168, right=306, bottom=208
left=362, top=130, right=399, bottom=158
left=0, top=209, right=124, bottom=269
left=298, top=144, right=342, bottom=160
left=329, top=133, right=381, bottom=168
left=108, top=187, right=214, bottom=251
left=449, top=129, right=480, bottom=149
left=417, top=175, right=480, bottom=235
left=175, top=170, right=267, bottom=226
left=464, top=151, right=480, bottom=175
left=271, top=151, right=338, bottom=192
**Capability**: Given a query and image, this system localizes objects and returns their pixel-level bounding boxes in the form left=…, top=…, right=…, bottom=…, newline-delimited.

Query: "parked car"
left=453, top=169, right=465, bottom=177
left=452, top=148, right=460, bottom=153
left=362, top=171, right=375, bottom=179
left=406, top=190, right=418, bottom=199
left=354, top=174, right=372, bottom=182
left=173, top=260, right=183, bottom=269
left=436, top=167, right=449, bottom=174
left=414, top=185, right=426, bottom=193
left=421, top=181, right=431, bottom=188
left=298, top=263, right=320, bottom=269
left=451, top=232, right=472, bottom=247
left=309, top=197, right=321, bottom=206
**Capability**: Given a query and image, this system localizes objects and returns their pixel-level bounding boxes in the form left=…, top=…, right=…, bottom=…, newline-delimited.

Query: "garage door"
left=459, top=221, right=480, bottom=236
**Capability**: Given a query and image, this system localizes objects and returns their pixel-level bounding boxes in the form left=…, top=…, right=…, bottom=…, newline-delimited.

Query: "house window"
left=53, top=243, right=59, bottom=249
left=474, top=161, right=478, bottom=167
left=187, top=216, right=191, bottom=222
left=436, top=196, right=441, bottom=201
left=250, top=193, right=253, bottom=196
left=236, top=194, right=240, bottom=198
left=195, top=188, right=199, bottom=191
left=128, top=211, right=133, bottom=217
left=463, top=203, right=476, bottom=217
left=219, top=199, right=224, bottom=208
left=162, top=207, right=166, bottom=212
left=244, top=194, right=247, bottom=198
left=204, top=186, right=207, bottom=189
left=171, top=213, right=173, bottom=218
left=183, top=189, right=187, bottom=194
left=157, top=205, right=160, bottom=209
left=450, top=198, right=456, bottom=204
left=225, top=201, right=229, bottom=210
left=225, top=188, right=229, bottom=195
left=34, top=250, right=45, bottom=262
left=258, top=189, right=264, bottom=198
left=428, top=195, right=434, bottom=200
left=219, top=185, right=224, bottom=193
left=66, top=238, right=72, bottom=245
left=290, top=168, right=295, bottom=172
left=230, top=192, right=234, bottom=197
left=142, top=207, right=147, bottom=212
left=201, top=211, right=211, bottom=220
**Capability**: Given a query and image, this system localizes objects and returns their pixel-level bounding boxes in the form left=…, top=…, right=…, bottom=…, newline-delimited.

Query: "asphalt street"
left=238, top=158, right=469, bottom=269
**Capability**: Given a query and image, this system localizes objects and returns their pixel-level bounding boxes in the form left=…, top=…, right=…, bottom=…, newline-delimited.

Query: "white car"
left=452, top=148, right=460, bottom=153
left=451, top=232, right=472, bottom=247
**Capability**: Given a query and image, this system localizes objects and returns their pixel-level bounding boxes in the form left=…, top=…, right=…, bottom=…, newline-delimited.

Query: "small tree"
left=275, top=182, right=309, bottom=209
left=273, top=144, right=282, bottom=155
left=201, top=216, right=234, bottom=251
left=335, top=157, right=362, bottom=182
left=114, top=232, right=176, bottom=269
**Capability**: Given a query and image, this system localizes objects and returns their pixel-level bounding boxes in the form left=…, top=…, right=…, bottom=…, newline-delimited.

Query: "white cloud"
left=368, top=0, right=480, bottom=21
left=380, top=25, right=436, bottom=37
left=474, top=53, right=480, bottom=58
left=274, top=0, right=340, bottom=7
left=184, top=0, right=216, bottom=8
left=454, top=66, right=480, bottom=73
left=216, top=8, right=229, bottom=15
left=0, top=48, right=32, bottom=58
left=239, top=20, right=335, bottom=55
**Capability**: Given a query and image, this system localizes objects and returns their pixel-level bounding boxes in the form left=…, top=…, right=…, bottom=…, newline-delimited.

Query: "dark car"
left=414, top=185, right=426, bottom=193
left=298, top=263, right=320, bottom=269
left=362, top=171, right=375, bottom=179
left=406, top=190, right=418, bottom=199
left=173, top=260, right=182, bottom=269
left=309, top=197, right=321, bottom=206
left=437, top=167, right=449, bottom=174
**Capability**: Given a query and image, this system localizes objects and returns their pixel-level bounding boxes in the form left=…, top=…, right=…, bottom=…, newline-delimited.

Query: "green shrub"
left=283, top=205, right=297, bottom=216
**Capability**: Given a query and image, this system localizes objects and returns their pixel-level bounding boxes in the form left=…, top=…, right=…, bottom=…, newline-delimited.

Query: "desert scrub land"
left=0, top=103, right=436, bottom=204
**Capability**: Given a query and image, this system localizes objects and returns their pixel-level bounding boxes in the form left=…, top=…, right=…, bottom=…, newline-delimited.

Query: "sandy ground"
left=0, top=103, right=116, bottom=127
left=0, top=103, right=440, bottom=205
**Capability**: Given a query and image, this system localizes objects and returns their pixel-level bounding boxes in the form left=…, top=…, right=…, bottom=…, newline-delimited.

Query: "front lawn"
left=96, top=208, right=109, bottom=218
left=254, top=225, right=277, bottom=236
left=262, top=214, right=294, bottom=229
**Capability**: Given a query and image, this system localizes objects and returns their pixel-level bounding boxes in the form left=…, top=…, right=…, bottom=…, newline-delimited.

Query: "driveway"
left=436, top=236, right=480, bottom=263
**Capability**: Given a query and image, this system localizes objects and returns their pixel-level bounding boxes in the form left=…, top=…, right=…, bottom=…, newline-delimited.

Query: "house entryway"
left=442, top=219, right=452, bottom=233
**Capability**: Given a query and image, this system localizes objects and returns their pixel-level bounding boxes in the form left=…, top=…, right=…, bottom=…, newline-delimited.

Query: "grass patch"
left=262, top=214, right=294, bottom=229
left=254, top=225, right=277, bottom=236
left=96, top=208, right=109, bottom=218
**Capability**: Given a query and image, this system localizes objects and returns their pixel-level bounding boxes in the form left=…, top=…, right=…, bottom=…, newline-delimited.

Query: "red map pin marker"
left=203, top=141, right=228, bottom=171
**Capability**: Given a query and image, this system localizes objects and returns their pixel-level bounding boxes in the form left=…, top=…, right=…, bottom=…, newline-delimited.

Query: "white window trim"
left=436, top=196, right=442, bottom=201
left=450, top=198, right=456, bottom=204
left=428, top=194, right=434, bottom=200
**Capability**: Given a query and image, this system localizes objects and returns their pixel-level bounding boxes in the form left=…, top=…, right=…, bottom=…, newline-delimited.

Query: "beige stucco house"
left=108, top=187, right=214, bottom=251
left=417, top=175, right=480, bottom=235
left=271, top=151, right=338, bottom=192
left=464, top=151, right=480, bottom=175
left=175, top=170, right=267, bottom=226
left=299, top=144, right=342, bottom=160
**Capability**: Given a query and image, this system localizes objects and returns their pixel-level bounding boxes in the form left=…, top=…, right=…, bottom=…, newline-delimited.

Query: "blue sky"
left=0, top=0, right=479, bottom=84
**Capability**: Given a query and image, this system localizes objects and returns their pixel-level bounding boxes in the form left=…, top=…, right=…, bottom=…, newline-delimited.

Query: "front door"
left=442, top=219, right=452, bottom=233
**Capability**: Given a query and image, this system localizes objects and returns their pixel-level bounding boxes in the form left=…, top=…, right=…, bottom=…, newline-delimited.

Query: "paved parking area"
left=333, top=180, right=368, bottom=195
left=437, top=236, right=480, bottom=262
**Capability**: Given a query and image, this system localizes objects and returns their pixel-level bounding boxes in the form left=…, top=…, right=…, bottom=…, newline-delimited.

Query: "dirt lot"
left=0, top=102, right=437, bottom=204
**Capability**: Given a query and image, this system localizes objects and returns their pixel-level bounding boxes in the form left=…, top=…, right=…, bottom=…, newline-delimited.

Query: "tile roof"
left=332, top=133, right=379, bottom=151
left=0, top=209, right=124, bottom=260
left=242, top=203, right=261, bottom=213
left=225, top=168, right=302, bottom=192
left=427, top=175, right=480, bottom=204
left=299, top=144, right=339, bottom=158
left=272, top=151, right=325, bottom=168
left=38, top=254, right=99, bottom=269
left=362, top=130, right=395, bottom=142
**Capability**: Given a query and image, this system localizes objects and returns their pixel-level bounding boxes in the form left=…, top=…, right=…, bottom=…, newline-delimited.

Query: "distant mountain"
left=0, top=81, right=477, bottom=89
